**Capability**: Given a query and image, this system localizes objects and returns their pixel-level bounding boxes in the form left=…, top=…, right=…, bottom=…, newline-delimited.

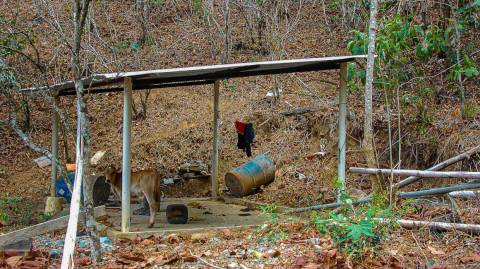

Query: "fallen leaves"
left=460, top=253, right=480, bottom=264
left=222, top=229, right=232, bottom=237
left=6, top=256, right=23, bottom=268
left=140, top=239, right=154, bottom=246
left=427, top=246, right=446, bottom=255
left=146, top=255, right=178, bottom=266
left=0, top=251, right=5, bottom=267
left=121, top=252, right=145, bottom=261
left=73, top=256, right=92, bottom=266
left=254, top=249, right=280, bottom=258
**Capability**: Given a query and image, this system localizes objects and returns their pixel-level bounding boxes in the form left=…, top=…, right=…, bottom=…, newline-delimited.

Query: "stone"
left=49, top=249, right=62, bottom=259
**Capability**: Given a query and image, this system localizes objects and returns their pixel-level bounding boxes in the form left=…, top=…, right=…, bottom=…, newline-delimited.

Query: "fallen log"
left=395, top=145, right=480, bottom=189
left=350, top=167, right=480, bottom=179
left=400, top=181, right=480, bottom=198
left=375, top=218, right=480, bottom=235
left=448, top=191, right=480, bottom=198
left=0, top=205, right=106, bottom=247
left=280, top=107, right=319, bottom=116
left=293, top=181, right=480, bottom=212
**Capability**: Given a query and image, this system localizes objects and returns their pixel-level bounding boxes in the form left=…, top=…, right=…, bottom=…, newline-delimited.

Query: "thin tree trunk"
left=363, top=0, right=385, bottom=198
left=62, top=0, right=101, bottom=264
left=76, top=81, right=101, bottom=261
left=453, top=0, right=466, bottom=119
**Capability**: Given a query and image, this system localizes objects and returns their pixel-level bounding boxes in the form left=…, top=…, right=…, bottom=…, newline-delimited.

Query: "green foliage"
left=259, top=202, right=280, bottom=224
left=311, top=178, right=395, bottom=260
left=347, top=8, right=479, bottom=128
left=312, top=203, right=395, bottom=260
left=0, top=193, right=37, bottom=228
left=113, top=41, right=141, bottom=54
left=191, top=0, right=203, bottom=14
left=0, top=17, right=28, bottom=57
left=151, top=0, right=164, bottom=6
left=449, top=54, right=479, bottom=81
left=326, top=0, right=341, bottom=8
left=463, top=101, right=480, bottom=119
left=254, top=202, right=292, bottom=242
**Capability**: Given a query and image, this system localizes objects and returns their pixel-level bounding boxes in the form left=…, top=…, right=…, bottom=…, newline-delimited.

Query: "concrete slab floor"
left=103, top=197, right=294, bottom=238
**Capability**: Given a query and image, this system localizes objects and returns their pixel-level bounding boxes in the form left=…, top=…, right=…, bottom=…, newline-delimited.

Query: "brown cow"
left=105, top=165, right=161, bottom=228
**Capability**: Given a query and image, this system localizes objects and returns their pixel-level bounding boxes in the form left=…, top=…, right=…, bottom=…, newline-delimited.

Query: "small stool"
left=166, top=204, right=188, bottom=224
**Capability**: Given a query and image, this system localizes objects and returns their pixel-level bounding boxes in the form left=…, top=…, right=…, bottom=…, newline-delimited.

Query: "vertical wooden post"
left=51, top=109, right=59, bottom=197
left=122, top=77, right=132, bottom=233
left=338, top=63, right=347, bottom=201
left=211, top=80, right=220, bottom=200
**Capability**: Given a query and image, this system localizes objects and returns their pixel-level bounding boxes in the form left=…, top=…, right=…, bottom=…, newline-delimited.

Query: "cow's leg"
left=143, top=190, right=157, bottom=228
left=133, top=195, right=150, bottom=215
left=141, top=196, right=150, bottom=212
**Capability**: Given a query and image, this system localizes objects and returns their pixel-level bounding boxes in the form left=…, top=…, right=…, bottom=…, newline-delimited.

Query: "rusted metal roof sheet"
left=22, top=55, right=366, bottom=95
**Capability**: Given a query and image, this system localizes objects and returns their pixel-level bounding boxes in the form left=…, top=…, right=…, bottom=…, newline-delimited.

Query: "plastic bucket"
left=45, top=196, right=63, bottom=215
left=57, top=174, right=110, bottom=206
left=225, top=155, right=275, bottom=197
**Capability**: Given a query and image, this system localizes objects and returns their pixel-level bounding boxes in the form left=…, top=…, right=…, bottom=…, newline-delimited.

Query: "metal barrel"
left=225, top=155, right=275, bottom=197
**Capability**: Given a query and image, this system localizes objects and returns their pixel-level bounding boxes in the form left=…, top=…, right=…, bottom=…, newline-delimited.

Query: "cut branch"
left=349, top=167, right=480, bottom=179
left=376, top=218, right=480, bottom=235
left=395, top=145, right=480, bottom=189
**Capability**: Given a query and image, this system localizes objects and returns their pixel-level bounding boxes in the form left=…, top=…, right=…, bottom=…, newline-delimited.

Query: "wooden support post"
left=51, top=109, right=59, bottom=197
left=211, top=80, right=220, bottom=200
left=337, top=63, right=347, bottom=201
left=122, top=77, right=133, bottom=233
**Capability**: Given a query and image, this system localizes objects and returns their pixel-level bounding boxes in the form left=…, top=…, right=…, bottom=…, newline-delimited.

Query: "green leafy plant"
left=326, top=0, right=340, bottom=8
left=312, top=204, right=395, bottom=260
left=254, top=202, right=290, bottom=242
left=0, top=193, right=37, bottom=229
left=312, top=179, right=395, bottom=260
left=463, top=101, right=480, bottom=120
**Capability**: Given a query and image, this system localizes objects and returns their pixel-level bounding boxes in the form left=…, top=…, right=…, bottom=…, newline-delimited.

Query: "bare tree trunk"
left=363, top=0, right=385, bottom=198
left=136, top=0, right=152, bottom=44
left=140, top=89, right=151, bottom=119
left=453, top=0, right=465, bottom=119
left=223, top=0, right=231, bottom=64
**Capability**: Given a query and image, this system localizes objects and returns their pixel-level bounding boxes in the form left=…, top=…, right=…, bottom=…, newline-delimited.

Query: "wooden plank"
left=0, top=205, right=106, bottom=247
left=349, top=167, right=480, bottom=179
left=0, top=238, right=32, bottom=253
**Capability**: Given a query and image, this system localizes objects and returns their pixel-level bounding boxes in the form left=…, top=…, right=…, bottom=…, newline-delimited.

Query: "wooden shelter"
left=23, top=55, right=367, bottom=232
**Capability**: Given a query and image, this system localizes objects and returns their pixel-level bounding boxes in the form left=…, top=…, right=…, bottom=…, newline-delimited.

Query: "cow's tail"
left=155, top=172, right=161, bottom=212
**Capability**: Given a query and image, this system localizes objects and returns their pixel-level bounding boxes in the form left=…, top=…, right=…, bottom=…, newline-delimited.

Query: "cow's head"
left=105, top=166, right=117, bottom=184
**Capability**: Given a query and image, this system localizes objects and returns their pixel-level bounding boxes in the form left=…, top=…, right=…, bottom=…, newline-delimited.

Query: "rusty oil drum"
left=225, top=155, right=275, bottom=197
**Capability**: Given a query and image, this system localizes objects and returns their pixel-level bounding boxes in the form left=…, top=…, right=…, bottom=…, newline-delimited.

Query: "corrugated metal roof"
left=22, top=55, right=366, bottom=95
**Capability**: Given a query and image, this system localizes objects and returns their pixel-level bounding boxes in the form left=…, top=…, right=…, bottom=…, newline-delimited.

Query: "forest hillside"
left=0, top=0, right=480, bottom=267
